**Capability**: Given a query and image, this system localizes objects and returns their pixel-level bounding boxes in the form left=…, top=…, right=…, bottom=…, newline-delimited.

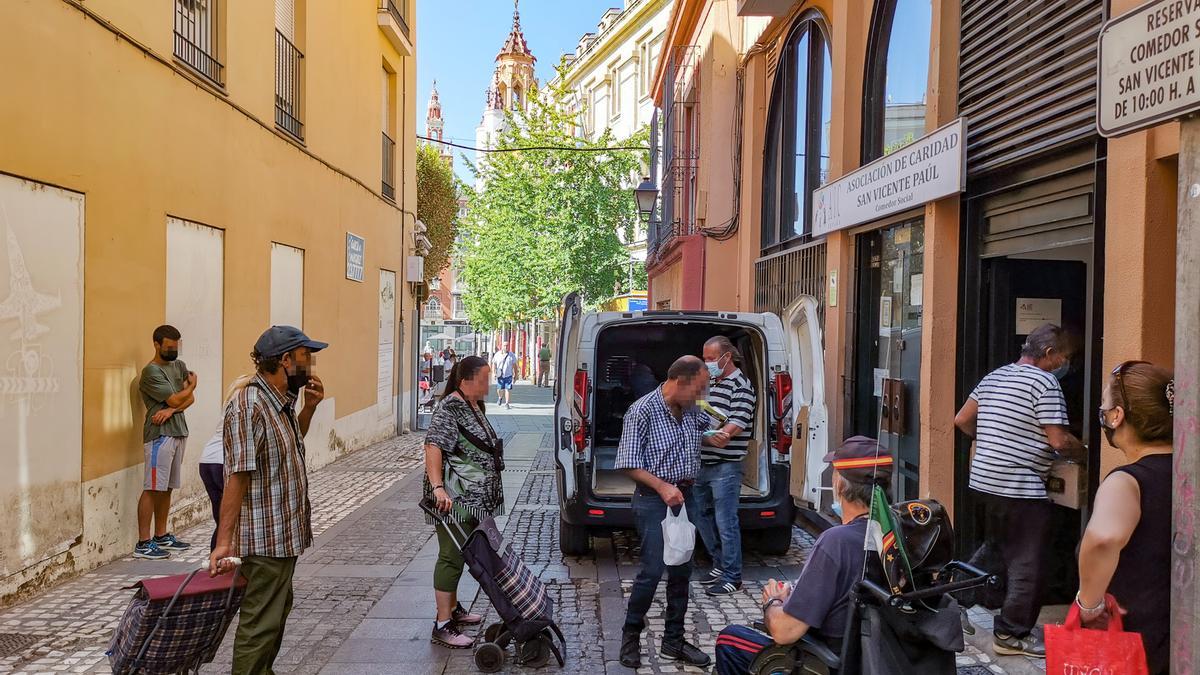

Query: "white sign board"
left=1015, top=297, right=1063, bottom=335
left=346, top=232, right=365, bottom=282
left=1098, top=0, right=1200, bottom=138
left=813, top=118, right=966, bottom=237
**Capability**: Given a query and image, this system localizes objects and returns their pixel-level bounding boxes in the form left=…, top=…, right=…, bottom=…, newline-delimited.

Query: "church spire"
left=497, top=0, right=534, bottom=62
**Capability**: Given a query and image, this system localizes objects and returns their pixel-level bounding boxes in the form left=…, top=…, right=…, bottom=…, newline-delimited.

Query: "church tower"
left=475, top=0, right=538, bottom=175
left=425, top=80, right=452, bottom=167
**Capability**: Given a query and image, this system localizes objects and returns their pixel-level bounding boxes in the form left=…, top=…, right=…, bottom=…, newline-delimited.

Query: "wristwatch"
left=762, top=598, right=784, bottom=614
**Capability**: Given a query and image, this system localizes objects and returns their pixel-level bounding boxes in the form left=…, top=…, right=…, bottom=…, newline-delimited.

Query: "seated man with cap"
left=713, top=436, right=893, bottom=675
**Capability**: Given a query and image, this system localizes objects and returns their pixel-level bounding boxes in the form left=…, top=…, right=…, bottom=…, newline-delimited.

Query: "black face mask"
left=1102, top=423, right=1117, bottom=448
left=286, top=364, right=310, bottom=394
left=161, top=349, right=179, bottom=362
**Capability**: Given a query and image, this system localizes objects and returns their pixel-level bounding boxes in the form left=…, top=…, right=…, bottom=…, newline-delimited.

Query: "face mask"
left=162, top=349, right=178, bottom=362
left=831, top=496, right=843, bottom=519
left=1051, top=363, right=1070, bottom=380
left=705, top=361, right=722, bottom=379
left=285, top=363, right=310, bottom=394
left=1099, top=409, right=1119, bottom=447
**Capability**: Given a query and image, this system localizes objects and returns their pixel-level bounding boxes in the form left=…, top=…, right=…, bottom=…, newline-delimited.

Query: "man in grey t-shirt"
left=135, top=324, right=197, bottom=559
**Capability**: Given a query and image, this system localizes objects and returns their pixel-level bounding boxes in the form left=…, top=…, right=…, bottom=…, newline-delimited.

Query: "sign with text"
left=1098, top=0, right=1200, bottom=137
left=812, top=118, right=966, bottom=237
left=346, top=232, right=365, bottom=282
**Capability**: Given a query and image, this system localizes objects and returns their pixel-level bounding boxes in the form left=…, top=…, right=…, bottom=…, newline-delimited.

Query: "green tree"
left=457, top=75, right=648, bottom=329
left=416, top=143, right=459, bottom=284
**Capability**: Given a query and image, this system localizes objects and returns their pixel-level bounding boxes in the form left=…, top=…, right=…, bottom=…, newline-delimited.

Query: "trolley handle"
left=419, top=492, right=475, bottom=550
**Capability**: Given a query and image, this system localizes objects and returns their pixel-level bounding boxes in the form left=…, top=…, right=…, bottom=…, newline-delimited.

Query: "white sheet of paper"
left=1015, top=298, right=1062, bottom=335
left=911, top=273, right=924, bottom=306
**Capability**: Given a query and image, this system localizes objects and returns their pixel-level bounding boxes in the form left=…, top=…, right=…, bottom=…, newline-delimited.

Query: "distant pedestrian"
left=1077, top=361, right=1173, bottom=674
left=423, top=356, right=503, bottom=649
left=491, top=342, right=516, bottom=408
left=421, top=349, right=434, bottom=383
left=444, top=347, right=458, bottom=372
left=197, top=375, right=254, bottom=552
left=135, top=324, right=196, bottom=560
left=697, top=336, right=757, bottom=596
left=954, top=323, right=1084, bottom=658
left=617, top=356, right=712, bottom=669
left=537, top=344, right=552, bottom=387
left=209, top=325, right=328, bottom=675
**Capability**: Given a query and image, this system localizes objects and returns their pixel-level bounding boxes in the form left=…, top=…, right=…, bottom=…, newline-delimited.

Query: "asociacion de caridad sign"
left=346, top=232, right=365, bottom=282
left=812, top=117, right=966, bottom=237
left=1098, top=0, right=1200, bottom=137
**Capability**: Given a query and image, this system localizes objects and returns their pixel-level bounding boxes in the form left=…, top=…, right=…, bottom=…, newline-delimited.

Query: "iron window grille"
left=275, top=30, right=305, bottom=141
left=174, top=0, right=223, bottom=86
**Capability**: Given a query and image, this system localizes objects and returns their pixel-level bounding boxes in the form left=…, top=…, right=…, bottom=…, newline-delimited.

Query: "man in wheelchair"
left=714, top=436, right=891, bottom=675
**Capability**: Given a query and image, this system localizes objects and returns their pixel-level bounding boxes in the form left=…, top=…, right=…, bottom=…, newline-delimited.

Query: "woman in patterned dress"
left=423, top=355, right=506, bottom=648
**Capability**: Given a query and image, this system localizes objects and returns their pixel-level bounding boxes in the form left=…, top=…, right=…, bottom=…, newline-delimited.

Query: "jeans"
left=232, top=555, right=297, bottom=675
left=978, top=492, right=1053, bottom=637
left=623, top=486, right=698, bottom=644
left=714, top=624, right=772, bottom=675
left=198, top=463, right=224, bottom=552
left=694, top=461, right=744, bottom=582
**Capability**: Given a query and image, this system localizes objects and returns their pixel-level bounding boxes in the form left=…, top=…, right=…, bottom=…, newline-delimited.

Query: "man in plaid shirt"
left=616, top=356, right=713, bottom=670
left=209, top=326, right=328, bottom=675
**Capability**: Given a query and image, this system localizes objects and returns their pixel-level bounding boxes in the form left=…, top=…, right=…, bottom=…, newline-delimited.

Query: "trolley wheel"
left=517, top=636, right=552, bottom=668
left=484, top=622, right=506, bottom=645
left=475, top=642, right=505, bottom=673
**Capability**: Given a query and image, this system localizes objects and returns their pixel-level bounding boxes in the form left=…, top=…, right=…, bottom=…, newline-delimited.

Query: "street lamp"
left=634, top=176, right=658, bottom=223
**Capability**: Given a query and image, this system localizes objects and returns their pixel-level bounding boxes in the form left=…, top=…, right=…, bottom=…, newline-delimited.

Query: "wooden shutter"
left=275, top=0, right=295, bottom=41
left=958, top=1, right=1104, bottom=175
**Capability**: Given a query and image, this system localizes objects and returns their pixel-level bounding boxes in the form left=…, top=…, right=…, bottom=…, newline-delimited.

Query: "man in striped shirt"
left=955, top=323, right=1084, bottom=659
left=696, top=336, right=757, bottom=596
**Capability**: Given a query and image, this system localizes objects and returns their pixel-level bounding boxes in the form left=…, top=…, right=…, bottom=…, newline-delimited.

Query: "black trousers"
left=199, top=463, right=224, bottom=552
left=979, top=491, right=1053, bottom=637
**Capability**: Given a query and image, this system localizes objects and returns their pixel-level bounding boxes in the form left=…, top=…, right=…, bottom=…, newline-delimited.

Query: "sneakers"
left=703, top=568, right=725, bottom=585
left=661, top=639, right=712, bottom=667
left=153, top=533, right=192, bottom=550
left=431, top=620, right=474, bottom=649
left=452, top=603, right=483, bottom=626
left=993, top=631, right=1046, bottom=658
left=133, top=539, right=170, bottom=560
left=705, top=579, right=743, bottom=596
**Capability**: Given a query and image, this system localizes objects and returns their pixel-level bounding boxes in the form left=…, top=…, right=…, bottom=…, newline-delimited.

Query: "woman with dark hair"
left=1077, top=361, right=1174, bottom=673
left=422, top=355, right=505, bottom=649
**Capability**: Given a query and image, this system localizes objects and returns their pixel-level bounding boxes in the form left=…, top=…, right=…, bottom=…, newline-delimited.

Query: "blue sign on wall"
left=628, top=297, right=648, bottom=311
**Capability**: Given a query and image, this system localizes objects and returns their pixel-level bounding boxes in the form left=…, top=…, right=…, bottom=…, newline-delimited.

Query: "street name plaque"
left=1098, top=0, right=1200, bottom=137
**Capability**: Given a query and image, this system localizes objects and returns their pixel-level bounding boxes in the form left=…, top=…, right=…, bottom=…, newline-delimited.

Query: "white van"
left=552, top=292, right=830, bottom=556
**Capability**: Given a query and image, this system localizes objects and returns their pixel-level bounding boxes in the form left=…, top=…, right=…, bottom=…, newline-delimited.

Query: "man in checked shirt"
left=209, top=326, right=328, bottom=675
left=616, top=355, right=713, bottom=670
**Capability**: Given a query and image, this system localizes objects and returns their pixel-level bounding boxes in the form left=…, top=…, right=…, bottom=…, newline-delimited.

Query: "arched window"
left=863, top=0, right=932, bottom=160
left=512, top=85, right=523, bottom=110
left=761, top=12, right=833, bottom=249
left=425, top=297, right=442, bottom=316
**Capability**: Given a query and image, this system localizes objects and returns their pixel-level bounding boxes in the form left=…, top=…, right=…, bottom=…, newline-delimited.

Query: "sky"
left=416, top=0, right=623, bottom=184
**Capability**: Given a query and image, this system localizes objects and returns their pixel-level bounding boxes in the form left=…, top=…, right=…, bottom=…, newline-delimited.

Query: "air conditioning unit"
left=406, top=255, right=425, bottom=283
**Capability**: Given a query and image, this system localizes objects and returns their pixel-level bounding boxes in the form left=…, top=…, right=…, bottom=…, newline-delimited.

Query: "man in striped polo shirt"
left=955, top=323, right=1084, bottom=659
left=697, top=336, right=757, bottom=596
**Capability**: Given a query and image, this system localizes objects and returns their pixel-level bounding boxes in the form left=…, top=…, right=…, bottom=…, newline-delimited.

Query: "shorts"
left=144, top=436, right=186, bottom=491
left=497, top=375, right=514, bottom=390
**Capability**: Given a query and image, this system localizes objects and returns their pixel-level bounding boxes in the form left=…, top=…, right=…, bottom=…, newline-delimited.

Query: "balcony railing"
left=274, top=30, right=304, bottom=141
left=382, top=132, right=396, bottom=202
left=174, top=0, right=223, bottom=85
left=382, top=0, right=410, bottom=39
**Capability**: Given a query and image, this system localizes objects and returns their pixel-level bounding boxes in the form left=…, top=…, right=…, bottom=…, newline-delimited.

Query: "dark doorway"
left=958, top=256, right=1094, bottom=604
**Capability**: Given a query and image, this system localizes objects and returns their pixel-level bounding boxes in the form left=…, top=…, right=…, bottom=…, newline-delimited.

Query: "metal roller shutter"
left=958, top=1, right=1104, bottom=175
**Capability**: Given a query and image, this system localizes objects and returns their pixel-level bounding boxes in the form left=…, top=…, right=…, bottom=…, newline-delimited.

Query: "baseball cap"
left=254, top=325, right=328, bottom=358
left=822, top=435, right=893, bottom=484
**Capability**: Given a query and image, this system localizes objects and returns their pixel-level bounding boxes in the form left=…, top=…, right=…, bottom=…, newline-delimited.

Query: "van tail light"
left=573, top=370, right=590, bottom=452
left=773, top=372, right=793, bottom=455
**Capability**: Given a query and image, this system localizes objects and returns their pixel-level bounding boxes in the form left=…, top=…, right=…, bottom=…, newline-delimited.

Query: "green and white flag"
left=865, top=485, right=914, bottom=595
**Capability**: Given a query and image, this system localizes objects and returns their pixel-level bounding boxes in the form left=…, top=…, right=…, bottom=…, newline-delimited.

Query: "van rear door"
left=783, top=295, right=830, bottom=510
left=554, top=292, right=583, bottom=503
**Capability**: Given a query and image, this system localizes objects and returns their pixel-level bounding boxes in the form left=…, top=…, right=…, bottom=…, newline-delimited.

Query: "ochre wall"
left=0, top=0, right=417, bottom=600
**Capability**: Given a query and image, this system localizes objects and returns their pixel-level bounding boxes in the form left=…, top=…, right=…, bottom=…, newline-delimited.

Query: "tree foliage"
left=416, top=143, right=459, bottom=284
left=457, top=76, right=648, bottom=330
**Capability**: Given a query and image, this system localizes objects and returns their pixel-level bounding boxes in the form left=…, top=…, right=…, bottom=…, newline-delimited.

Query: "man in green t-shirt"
left=134, top=325, right=198, bottom=559
left=537, top=344, right=552, bottom=388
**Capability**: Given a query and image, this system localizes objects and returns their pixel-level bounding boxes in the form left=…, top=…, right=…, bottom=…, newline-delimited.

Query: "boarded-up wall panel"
left=270, top=242, right=304, bottom=329
left=0, top=175, right=84, bottom=578
left=166, top=218, right=223, bottom=498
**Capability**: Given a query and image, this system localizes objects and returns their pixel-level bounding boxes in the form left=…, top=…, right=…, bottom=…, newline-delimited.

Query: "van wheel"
left=756, top=526, right=793, bottom=555
left=560, top=519, right=592, bottom=555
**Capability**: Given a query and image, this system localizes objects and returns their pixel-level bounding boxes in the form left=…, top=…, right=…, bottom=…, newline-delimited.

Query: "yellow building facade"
left=0, top=0, right=419, bottom=602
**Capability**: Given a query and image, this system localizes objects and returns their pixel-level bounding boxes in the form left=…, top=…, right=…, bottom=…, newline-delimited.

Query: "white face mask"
left=705, top=353, right=728, bottom=380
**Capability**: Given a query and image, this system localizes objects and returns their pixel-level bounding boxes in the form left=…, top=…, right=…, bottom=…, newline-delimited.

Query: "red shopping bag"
left=1045, top=594, right=1149, bottom=675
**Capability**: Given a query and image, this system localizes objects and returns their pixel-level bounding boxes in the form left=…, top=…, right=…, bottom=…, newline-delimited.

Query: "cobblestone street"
left=0, top=384, right=1043, bottom=674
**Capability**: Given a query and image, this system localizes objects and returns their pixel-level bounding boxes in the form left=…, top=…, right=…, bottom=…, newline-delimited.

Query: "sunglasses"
left=1098, top=360, right=1150, bottom=427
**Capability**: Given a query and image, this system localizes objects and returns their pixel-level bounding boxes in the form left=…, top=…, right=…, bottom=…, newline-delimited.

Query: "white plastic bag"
left=661, top=503, right=696, bottom=566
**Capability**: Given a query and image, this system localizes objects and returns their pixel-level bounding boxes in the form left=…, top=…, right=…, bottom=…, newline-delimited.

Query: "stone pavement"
left=0, top=383, right=1045, bottom=674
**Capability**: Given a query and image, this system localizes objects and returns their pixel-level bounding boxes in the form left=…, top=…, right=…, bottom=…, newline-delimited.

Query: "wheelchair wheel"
left=474, top=642, right=505, bottom=673
left=748, top=645, right=797, bottom=675
left=517, top=636, right=552, bottom=668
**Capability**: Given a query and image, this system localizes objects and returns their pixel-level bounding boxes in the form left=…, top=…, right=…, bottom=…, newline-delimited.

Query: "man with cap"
left=712, top=436, right=893, bottom=675
left=209, top=326, right=328, bottom=675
